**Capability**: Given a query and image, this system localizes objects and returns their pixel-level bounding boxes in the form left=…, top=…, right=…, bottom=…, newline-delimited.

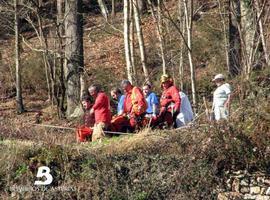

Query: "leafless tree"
left=228, top=0, right=241, bottom=76
left=124, top=0, right=133, bottom=83
left=133, top=0, right=149, bottom=82
left=183, top=0, right=197, bottom=111
left=64, top=0, right=84, bottom=117
left=14, top=0, right=25, bottom=114
left=98, top=0, right=108, bottom=21
left=147, top=0, right=166, bottom=74
left=254, top=0, right=269, bottom=68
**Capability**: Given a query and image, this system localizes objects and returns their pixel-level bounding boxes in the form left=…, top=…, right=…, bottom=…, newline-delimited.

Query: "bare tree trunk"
left=23, top=5, right=52, bottom=102
left=241, top=0, right=256, bottom=76
left=228, top=0, right=241, bottom=76
left=14, top=0, right=25, bottom=114
left=218, top=0, right=230, bottom=74
left=57, top=0, right=66, bottom=117
left=147, top=0, right=166, bottom=74
left=184, top=0, right=197, bottom=111
left=64, top=0, right=84, bottom=117
left=254, top=0, right=269, bottom=68
left=137, top=0, right=147, bottom=13
left=133, top=0, right=149, bottom=82
left=129, top=0, right=136, bottom=82
left=124, top=0, right=133, bottom=83
left=111, top=0, right=115, bottom=17
left=157, top=0, right=166, bottom=74
left=178, top=0, right=185, bottom=91
left=98, top=0, right=108, bottom=21
left=36, top=5, right=56, bottom=105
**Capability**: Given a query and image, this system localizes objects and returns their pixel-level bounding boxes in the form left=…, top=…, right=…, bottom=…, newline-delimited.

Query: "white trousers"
left=214, top=106, right=229, bottom=121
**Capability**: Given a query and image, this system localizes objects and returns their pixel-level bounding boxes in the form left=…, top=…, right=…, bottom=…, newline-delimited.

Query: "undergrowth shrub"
left=22, top=52, right=48, bottom=93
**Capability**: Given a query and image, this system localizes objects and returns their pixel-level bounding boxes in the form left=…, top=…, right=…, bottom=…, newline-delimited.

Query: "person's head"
left=212, top=74, right=225, bottom=86
left=81, top=94, right=92, bottom=110
left=121, top=80, right=133, bottom=93
left=160, top=74, right=173, bottom=90
left=88, top=84, right=101, bottom=99
left=110, top=87, right=122, bottom=100
left=142, top=83, right=152, bottom=97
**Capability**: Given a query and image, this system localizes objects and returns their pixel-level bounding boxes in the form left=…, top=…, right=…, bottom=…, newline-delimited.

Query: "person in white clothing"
left=176, top=91, right=194, bottom=127
left=212, top=74, right=232, bottom=121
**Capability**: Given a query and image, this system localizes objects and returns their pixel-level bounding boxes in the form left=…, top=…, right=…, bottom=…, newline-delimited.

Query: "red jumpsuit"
left=76, top=107, right=95, bottom=143
left=159, top=85, right=181, bottom=127
left=111, top=86, right=146, bottom=131
left=92, top=92, right=111, bottom=125
left=124, top=86, right=147, bottom=116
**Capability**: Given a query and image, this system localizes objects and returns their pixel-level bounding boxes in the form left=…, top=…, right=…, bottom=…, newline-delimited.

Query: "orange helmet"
left=160, top=74, right=173, bottom=84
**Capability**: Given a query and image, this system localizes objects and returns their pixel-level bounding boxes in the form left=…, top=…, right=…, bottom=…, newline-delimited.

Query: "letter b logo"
left=34, top=166, right=53, bottom=185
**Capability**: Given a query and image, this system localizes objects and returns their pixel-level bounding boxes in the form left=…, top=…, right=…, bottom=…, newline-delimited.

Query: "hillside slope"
left=1, top=80, right=269, bottom=199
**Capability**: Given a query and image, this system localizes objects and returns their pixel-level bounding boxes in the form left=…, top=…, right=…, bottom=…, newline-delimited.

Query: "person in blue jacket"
left=110, top=87, right=125, bottom=115
left=142, top=83, right=159, bottom=118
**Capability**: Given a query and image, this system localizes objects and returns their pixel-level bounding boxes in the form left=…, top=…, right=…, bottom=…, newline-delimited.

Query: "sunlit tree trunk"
left=124, top=0, right=133, bottom=83
left=178, top=0, right=185, bottom=91
left=133, top=0, right=149, bottom=82
left=14, top=0, right=25, bottom=114
left=241, top=0, right=256, bottom=76
left=111, top=0, right=115, bottom=17
left=129, top=0, right=136, bottom=82
left=184, top=0, right=197, bottom=111
left=217, top=0, right=230, bottom=74
left=137, top=0, right=146, bottom=13
left=98, top=0, right=108, bottom=21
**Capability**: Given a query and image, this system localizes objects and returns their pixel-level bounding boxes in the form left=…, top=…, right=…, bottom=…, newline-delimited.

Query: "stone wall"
left=218, top=170, right=270, bottom=200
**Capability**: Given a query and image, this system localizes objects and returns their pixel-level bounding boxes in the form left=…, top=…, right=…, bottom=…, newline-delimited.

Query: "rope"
left=30, top=123, right=76, bottom=131
left=29, top=123, right=132, bottom=135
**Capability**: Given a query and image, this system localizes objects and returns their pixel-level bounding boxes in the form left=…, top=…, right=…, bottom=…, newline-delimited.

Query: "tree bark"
left=178, top=0, right=185, bottom=91
left=124, top=0, right=133, bottom=83
left=184, top=0, right=197, bottom=111
left=133, top=0, right=149, bottom=82
left=129, top=0, right=136, bottom=82
left=241, top=0, right=256, bottom=76
left=254, top=0, right=269, bottom=68
left=111, top=0, right=115, bottom=17
left=217, top=0, right=230, bottom=76
left=64, top=0, right=84, bottom=117
left=14, top=0, right=25, bottom=114
left=36, top=6, right=56, bottom=105
left=137, top=0, right=147, bottom=13
left=57, top=0, right=66, bottom=117
left=98, top=0, right=108, bottom=21
left=228, top=0, right=241, bottom=76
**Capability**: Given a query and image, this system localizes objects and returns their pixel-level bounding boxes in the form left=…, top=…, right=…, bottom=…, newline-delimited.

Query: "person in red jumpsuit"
left=110, top=80, right=147, bottom=132
left=88, top=84, right=111, bottom=141
left=158, top=74, right=181, bottom=128
left=76, top=94, right=94, bottom=142
left=122, top=80, right=147, bottom=130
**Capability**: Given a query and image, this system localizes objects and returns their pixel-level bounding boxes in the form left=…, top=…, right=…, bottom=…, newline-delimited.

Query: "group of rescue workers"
left=76, top=73, right=232, bottom=142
